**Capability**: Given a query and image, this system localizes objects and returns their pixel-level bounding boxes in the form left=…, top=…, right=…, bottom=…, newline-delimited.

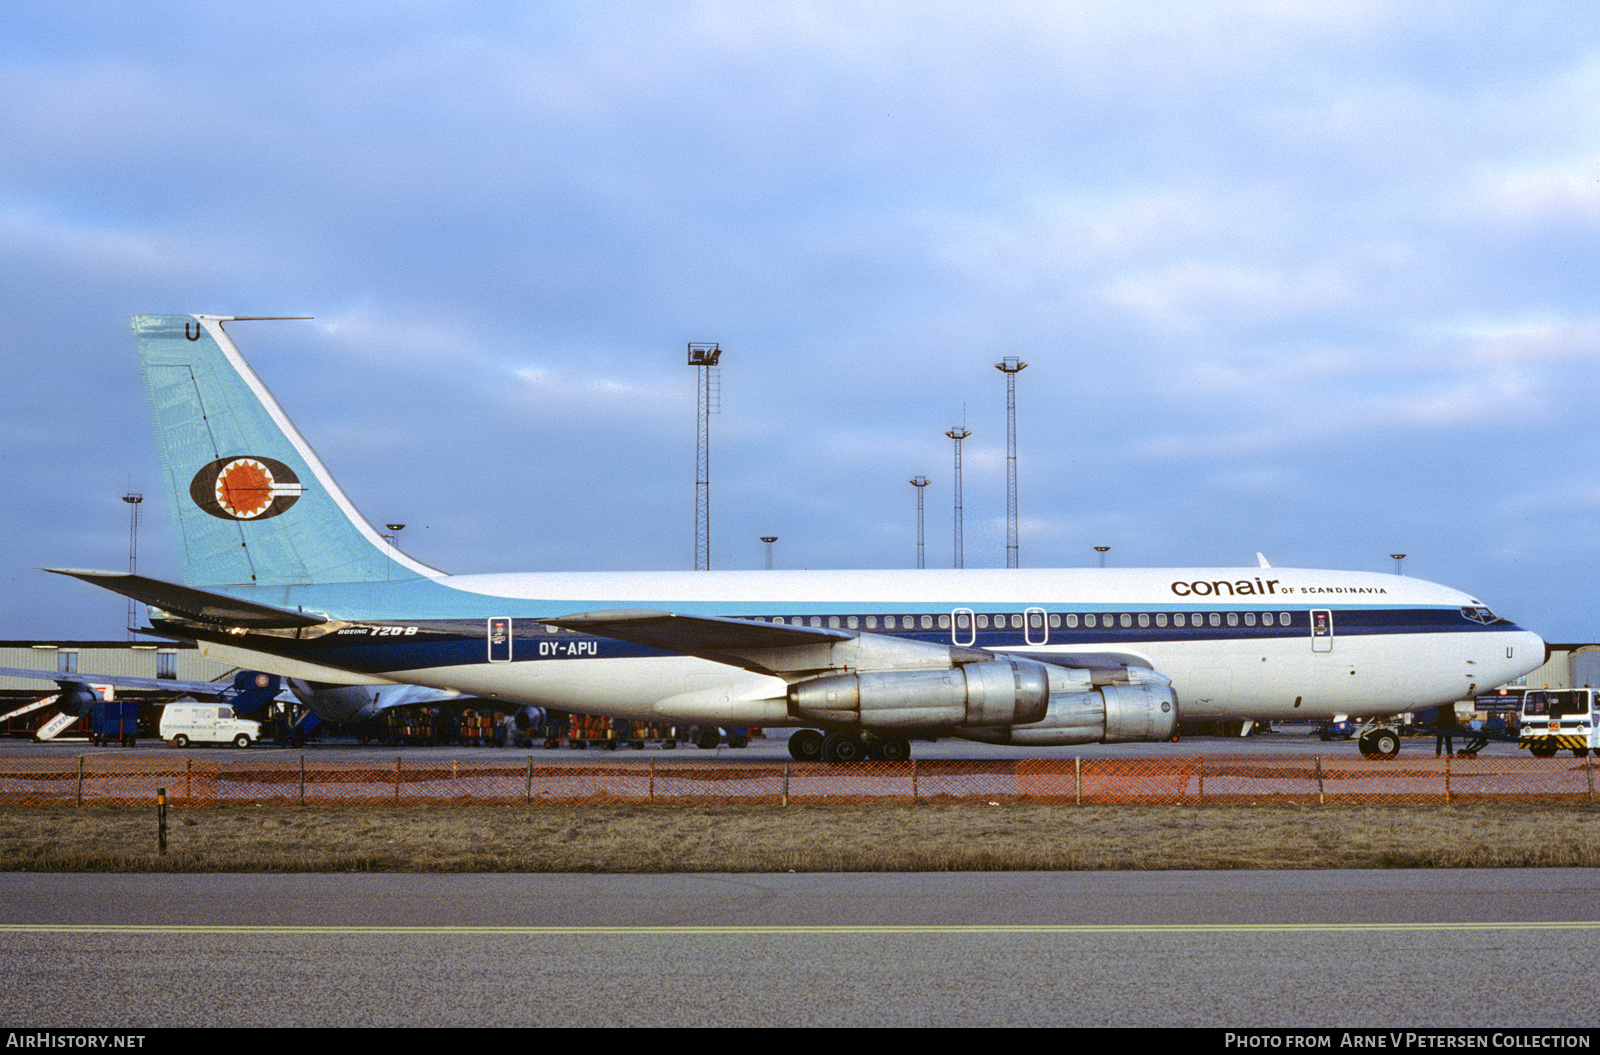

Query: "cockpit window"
left=1460, top=606, right=1499, bottom=625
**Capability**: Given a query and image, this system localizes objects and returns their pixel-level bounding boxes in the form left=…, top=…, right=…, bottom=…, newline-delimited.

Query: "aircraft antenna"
left=687, top=343, right=722, bottom=570
left=910, top=476, right=930, bottom=569
left=996, top=357, right=1027, bottom=569
left=945, top=423, right=971, bottom=569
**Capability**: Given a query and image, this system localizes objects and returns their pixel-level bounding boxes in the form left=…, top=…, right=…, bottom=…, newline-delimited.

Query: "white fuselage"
left=192, top=565, right=1543, bottom=728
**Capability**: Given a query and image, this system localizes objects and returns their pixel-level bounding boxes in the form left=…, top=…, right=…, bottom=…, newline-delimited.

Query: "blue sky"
left=4, top=1, right=1600, bottom=640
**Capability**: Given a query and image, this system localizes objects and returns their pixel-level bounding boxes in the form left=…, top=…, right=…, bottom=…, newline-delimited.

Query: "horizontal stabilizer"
left=44, top=569, right=327, bottom=629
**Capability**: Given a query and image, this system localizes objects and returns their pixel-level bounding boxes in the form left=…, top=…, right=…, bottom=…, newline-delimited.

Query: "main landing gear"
left=1357, top=725, right=1401, bottom=759
left=786, top=728, right=913, bottom=763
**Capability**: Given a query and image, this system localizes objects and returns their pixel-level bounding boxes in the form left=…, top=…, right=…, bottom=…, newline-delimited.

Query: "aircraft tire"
left=1372, top=730, right=1400, bottom=758
left=821, top=730, right=863, bottom=764
left=787, top=729, right=824, bottom=762
left=874, top=737, right=912, bottom=762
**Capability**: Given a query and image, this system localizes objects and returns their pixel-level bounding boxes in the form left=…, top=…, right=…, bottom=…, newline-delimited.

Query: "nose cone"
left=1501, top=626, right=1547, bottom=685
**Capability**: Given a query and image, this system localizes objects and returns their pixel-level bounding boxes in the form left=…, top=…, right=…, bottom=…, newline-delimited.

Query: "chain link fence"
left=0, top=753, right=1595, bottom=806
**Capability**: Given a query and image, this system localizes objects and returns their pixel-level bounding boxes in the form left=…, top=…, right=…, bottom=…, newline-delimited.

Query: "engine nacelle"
left=788, top=660, right=1049, bottom=729
left=957, top=672, right=1179, bottom=746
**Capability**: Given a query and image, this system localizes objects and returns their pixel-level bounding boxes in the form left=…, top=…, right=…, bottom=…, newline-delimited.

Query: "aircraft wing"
left=0, top=666, right=234, bottom=698
left=44, top=569, right=327, bottom=629
left=544, top=609, right=989, bottom=679
left=544, top=610, right=1160, bottom=686
left=545, top=609, right=850, bottom=649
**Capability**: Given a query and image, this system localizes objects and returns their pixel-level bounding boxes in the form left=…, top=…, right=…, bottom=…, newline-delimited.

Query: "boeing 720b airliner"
left=48, top=315, right=1545, bottom=761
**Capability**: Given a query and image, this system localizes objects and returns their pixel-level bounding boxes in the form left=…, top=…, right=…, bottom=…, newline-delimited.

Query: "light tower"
left=1391, top=553, right=1406, bottom=575
left=687, top=342, right=722, bottom=570
left=910, top=475, right=930, bottom=569
left=945, top=424, right=971, bottom=569
left=1095, top=546, right=1110, bottom=568
left=761, top=536, right=778, bottom=571
left=996, top=356, right=1027, bottom=568
left=121, top=492, right=142, bottom=638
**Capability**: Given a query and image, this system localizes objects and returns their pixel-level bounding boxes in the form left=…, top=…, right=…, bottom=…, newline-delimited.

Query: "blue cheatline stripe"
left=161, top=607, right=1521, bottom=676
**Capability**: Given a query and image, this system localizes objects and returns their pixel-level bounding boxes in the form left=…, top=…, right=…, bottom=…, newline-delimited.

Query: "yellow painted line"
left=1, top=921, right=1597, bottom=936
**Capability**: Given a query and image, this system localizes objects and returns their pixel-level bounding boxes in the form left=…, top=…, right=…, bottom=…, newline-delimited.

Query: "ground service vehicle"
left=160, top=703, right=261, bottom=748
left=1517, top=689, right=1599, bottom=758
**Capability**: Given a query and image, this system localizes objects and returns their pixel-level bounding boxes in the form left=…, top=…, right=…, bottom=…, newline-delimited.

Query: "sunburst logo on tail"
left=189, top=456, right=305, bottom=520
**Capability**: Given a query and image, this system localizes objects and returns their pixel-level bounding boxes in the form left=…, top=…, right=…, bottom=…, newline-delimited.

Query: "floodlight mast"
left=996, top=356, right=1027, bottom=569
left=121, top=493, right=142, bottom=638
left=910, top=476, right=930, bottom=569
left=945, top=424, right=970, bottom=569
left=687, top=343, right=721, bottom=571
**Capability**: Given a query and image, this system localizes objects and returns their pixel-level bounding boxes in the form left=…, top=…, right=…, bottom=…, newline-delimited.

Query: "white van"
left=160, top=703, right=262, bottom=748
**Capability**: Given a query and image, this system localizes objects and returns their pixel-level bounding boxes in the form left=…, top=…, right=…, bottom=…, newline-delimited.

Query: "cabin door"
left=1311, top=609, right=1333, bottom=653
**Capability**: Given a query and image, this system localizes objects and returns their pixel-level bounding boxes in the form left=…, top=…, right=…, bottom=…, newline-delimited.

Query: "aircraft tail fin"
left=130, top=315, right=439, bottom=589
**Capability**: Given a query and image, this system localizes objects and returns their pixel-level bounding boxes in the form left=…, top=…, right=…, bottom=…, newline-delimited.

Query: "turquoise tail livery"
left=130, top=315, right=439, bottom=589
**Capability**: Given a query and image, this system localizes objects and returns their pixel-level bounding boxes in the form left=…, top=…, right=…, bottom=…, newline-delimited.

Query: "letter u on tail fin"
left=131, top=315, right=439, bottom=589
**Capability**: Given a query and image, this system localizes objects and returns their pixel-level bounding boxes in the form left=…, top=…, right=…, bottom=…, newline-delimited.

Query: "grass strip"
left=3, top=802, right=1598, bottom=873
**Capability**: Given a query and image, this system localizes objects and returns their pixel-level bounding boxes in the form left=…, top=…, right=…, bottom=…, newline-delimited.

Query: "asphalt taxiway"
left=2, top=869, right=1595, bottom=1028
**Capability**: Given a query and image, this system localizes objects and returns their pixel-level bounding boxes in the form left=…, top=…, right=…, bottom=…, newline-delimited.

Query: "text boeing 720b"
left=49, top=315, right=1545, bottom=761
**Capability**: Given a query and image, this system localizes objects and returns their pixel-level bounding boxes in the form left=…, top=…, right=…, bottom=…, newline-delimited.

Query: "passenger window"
left=1138, top=613, right=1149, bottom=628
left=1244, top=612, right=1256, bottom=626
left=1156, top=613, right=1168, bottom=627
left=1279, top=612, right=1292, bottom=625
left=1065, top=614, right=1079, bottom=628
left=866, top=616, right=877, bottom=629
left=938, top=615, right=950, bottom=629
left=1226, top=613, right=1238, bottom=627
left=1208, top=613, right=1221, bottom=627
left=1049, top=614, right=1060, bottom=628
left=921, top=615, right=933, bottom=629
left=1174, top=613, right=1185, bottom=627
left=828, top=616, right=840, bottom=628
left=1119, top=614, right=1131, bottom=628
left=1085, top=614, right=1096, bottom=628
left=1262, top=612, right=1274, bottom=627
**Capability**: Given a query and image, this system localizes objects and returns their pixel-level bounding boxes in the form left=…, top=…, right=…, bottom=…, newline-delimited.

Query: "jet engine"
left=957, top=668, right=1179, bottom=746
left=788, top=659, right=1049, bottom=729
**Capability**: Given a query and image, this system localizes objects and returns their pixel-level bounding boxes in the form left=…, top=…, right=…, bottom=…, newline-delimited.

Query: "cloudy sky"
left=4, top=1, right=1600, bottom=642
